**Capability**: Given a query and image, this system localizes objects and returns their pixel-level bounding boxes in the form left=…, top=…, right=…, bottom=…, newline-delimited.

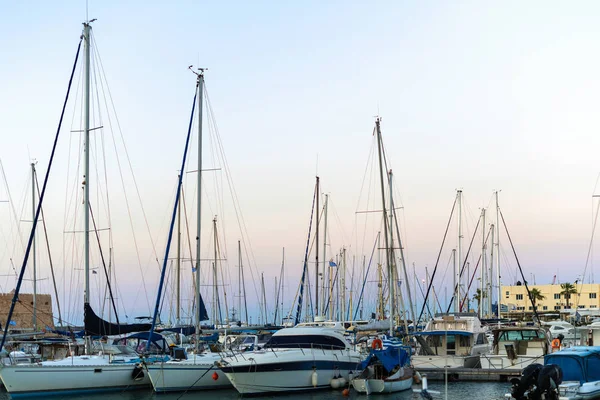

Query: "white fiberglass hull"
left=218, top=348, right=362, bottom=394
left=0, top=362, right=149, bottom=397
left=146, top=357, right=230, bottom=392
left=479, top=355, right=544, bottom=371
left=412, top=354, right=480, bottom=369
left=558, top=381, right=600, bottom=400
left=352, top=376, right=413, bottom=394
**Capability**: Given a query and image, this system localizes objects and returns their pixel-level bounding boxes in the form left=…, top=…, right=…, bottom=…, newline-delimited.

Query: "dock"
left=416, top=367, right=521, bottom=382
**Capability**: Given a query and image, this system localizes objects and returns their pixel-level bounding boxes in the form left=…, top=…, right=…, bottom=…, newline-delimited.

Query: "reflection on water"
left=0, top=381, right=510, bottom=400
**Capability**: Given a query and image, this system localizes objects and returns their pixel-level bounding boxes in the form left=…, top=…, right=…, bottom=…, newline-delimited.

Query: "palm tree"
left=529, top=288, right=545, bottom=308
left=560, top=282, right=577, bottom=309
left=473, top=289, right=487, bottom=315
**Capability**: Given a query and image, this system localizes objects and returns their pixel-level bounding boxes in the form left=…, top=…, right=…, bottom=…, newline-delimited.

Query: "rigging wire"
left=0, top=38, right=82, bottom=352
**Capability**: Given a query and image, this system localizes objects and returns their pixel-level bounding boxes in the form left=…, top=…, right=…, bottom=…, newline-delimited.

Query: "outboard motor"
left=531, top=364, right=563, bottom=400
left=510, top=363, right=543, bottom=400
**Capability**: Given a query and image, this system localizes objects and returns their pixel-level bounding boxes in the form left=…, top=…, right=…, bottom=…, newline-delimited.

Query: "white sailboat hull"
left=146, top=360, right=230, bottom=392
left=352, top=376, right=413, bottom=394
left=0, top=363, right=149, bottom=397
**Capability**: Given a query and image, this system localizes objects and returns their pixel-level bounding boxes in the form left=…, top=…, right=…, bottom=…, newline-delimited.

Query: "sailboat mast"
left=194, top=70, right=204, bottom=348
left=321, top=194, right=328, bottom=314
left=315, top=176, right=319, bottom=318
left=456, top=189, right=463, bottom=313
left=453, top=248, right=458, bottom=313
left=176, top=175, right=181, bottom=325
left=83, top=22, right=91, bottom=309
left=480, top=208, right=486, bottom=318
left=374, top=118, right=393, bottom=336
left=489, top=223, right=495, bottom=318
left=261, top=273, right=267, bottom=325
left=238, top=240, right=241, bottom=324
left=495, top=191, right=501, bottom=318
left=31, top=162, right=37, bottom=332
left=213, top=217, right=218, bottom=325
left=341, top=247, right=346, bottom=322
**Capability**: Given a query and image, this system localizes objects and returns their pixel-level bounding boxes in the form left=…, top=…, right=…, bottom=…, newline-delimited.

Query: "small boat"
left=479, top=326, right=550, bottom=372
left=412, top=313, right=489, bottom=369
left=544, top=346, right=600, bottom=399
left=352, top=341, right=413, bottom=394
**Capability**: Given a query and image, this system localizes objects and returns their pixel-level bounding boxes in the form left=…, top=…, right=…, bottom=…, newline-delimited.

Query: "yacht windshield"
left=264, top=334, right=346, bottom=350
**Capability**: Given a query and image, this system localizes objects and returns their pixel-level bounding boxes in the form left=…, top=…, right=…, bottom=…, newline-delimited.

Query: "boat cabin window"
left=498, top=330, right=545, bottom=342
left=264, top=334, right=346, bottom=350
left=459, top=336, right=470, bottom=347
left=476, top=333, right=486, bottom=345
left=446, top=335, right=455, bottom=354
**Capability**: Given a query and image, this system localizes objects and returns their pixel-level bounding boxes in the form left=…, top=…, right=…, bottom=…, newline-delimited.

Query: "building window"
left=554, top=294, right=560, bottom=300
left=590, top=293, right=597, bottom=299
left=554, top=306, right=561, bottom=310
left=529, top=306, right=533, bottom=310
left=516, top=294, right=524, bottom=300
left=578, top=305, right=585, bottom=309
left=506, top=291, right=510, bottom=296
left=517, top=306, right=525, bottom=311
left=543, top=306, right=548, bottom=310
left=592, top=305, right=597, bottom=309
left=564, top=305, right=571, bottom=310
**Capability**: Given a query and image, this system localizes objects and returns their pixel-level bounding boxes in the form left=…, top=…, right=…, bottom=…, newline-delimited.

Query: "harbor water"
left=0, top=381, right=510, bottom=400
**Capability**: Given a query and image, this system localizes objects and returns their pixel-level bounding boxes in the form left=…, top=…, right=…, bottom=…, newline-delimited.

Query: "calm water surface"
left=0, top=382, right=511, bottom=400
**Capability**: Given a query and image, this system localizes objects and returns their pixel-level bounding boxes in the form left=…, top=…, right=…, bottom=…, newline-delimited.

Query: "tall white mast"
left=456, top=190, right=463, bottom=313
left=480, top=208, right=486, bottom=318
left=453, top=248, right=458, bottom=313
left=341, top=247, right=346, bottom=322
left=83, top=22, right=91, bottom=310
left=31, top=162, right=37, bottom=332
left=489, top=224, right=495, bottom=317
left=194, top=70, right=204, bottom=350
left=176, top=174, right=181, bottom=325
left=495, top=191, right=501, bottom=318
left=238, top=240, right=242, bottom=323
left=321, top=194, right=328, bottom=314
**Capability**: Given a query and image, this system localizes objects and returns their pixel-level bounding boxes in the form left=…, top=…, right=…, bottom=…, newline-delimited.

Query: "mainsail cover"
left=84, top=303, right=152, bottom=336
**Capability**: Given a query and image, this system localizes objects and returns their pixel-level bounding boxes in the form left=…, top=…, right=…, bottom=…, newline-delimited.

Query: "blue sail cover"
left=360, top=346, right=412, bottom=373
left=545, top=346, right=600, bottom=384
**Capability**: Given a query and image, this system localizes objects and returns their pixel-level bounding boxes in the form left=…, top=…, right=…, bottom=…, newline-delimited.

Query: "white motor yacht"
left=217, top=322, right=362, bottom=394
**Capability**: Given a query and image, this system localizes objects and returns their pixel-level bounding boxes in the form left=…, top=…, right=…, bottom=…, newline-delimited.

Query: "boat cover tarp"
left=84, top=303, right=152, bottom=336
left=120, top=331, right=169, bottom=352
left=545, top=346, right=600, bottom=384
left=413, top=330, right=472, bottom=336
left=360, top=346, right=411, bottom=373
left=51, top=329, right=85, bottom=338
left=159, top=326, right=196, bottom=336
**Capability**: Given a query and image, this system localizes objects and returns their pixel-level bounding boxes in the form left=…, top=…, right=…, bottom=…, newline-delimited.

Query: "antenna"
left=188, top=65, right=208, bottom=77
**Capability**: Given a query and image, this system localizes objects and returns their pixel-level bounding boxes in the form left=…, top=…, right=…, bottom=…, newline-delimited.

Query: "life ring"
left=551, top=338, right=561, bottom=350
left=372, top=338, right=383, bottom=350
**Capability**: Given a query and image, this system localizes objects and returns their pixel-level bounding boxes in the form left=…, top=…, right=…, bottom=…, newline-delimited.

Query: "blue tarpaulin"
left=545, top=346, right=600, bottom=384
left=360, top=346, right=411, bottom=373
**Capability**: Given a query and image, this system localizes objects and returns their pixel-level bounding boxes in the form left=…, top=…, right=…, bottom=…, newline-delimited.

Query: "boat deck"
left=415, top=367, right=522, bottom=382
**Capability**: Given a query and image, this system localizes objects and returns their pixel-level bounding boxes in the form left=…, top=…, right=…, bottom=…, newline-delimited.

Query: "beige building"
left=502, top=283, right=600, bottom=314
left=0, top=291, right=54, bottom=331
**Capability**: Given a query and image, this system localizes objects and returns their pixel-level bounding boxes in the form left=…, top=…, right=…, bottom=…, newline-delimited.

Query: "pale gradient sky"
left=2, top=1, right=600, bottom=325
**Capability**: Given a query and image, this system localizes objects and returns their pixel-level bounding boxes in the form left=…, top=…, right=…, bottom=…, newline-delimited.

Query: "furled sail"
left=84, top=303, right=151, bottom=336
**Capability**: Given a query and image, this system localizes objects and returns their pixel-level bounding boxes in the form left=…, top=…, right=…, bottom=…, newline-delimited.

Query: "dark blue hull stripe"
left=220, top=359, right=359, bottom=374
left=7, top=385, right=146, bottom=398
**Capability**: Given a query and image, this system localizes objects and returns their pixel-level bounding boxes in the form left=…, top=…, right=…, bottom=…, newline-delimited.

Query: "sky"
left=2, top=1, right=600, bottom=326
